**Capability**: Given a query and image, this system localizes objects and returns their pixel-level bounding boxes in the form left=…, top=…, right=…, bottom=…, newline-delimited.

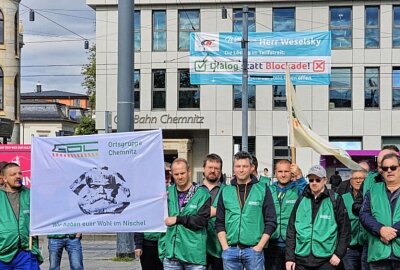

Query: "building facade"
left=0, top=0, right=22, bottom=143
left=87, top=0, right=400, bottom=179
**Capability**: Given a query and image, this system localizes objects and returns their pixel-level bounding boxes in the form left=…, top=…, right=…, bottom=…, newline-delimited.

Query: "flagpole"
left=286, top=67, right=296, bottom=164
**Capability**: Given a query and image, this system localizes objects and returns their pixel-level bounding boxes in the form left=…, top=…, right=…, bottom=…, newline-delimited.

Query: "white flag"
left=286, top=69, right=361, bottom=170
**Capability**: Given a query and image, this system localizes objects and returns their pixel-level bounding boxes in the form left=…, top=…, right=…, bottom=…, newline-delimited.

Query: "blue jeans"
left=221, top=247, right=264, bottom=270
left=163, top=258, right=206, bottom=270
left=48, top=238, right=84, bottom=270
left=0, top=250, right=40, bottom=270
left=343, top=248, right=362, bottom=270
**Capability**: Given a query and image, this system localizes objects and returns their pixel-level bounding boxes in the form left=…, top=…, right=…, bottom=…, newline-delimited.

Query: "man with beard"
left=285, top=165, right=350, bottom=270
left=216, top=151, right=277, bottom=270
left=264, top=159, right=307, bottom=270
left=0, top=162, right=43, bottom=269
left=202, top=154, right=224, bottom=270
left=163, top=158, right=211, bottom=270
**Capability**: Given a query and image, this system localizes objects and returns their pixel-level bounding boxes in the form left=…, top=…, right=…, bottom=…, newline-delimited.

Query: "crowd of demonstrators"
left=286, top=165, right=351, bottom=270
left=265, top=160, right=307, bottom=270
left=0, top=162, right=42, bottom=270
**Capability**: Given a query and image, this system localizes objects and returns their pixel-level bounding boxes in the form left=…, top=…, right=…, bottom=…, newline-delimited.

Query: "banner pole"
left=29, top=236, right=32, bottom=250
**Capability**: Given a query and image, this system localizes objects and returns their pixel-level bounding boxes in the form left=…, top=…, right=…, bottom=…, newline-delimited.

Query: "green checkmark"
left=195, top=61, right=207, bottom=72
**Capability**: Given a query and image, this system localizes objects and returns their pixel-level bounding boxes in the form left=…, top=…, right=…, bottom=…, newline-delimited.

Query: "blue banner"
left=190, top=32, right=331, bottom=85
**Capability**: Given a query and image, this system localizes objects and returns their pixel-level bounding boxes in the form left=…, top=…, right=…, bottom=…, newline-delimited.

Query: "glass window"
left=134, top=70, right=140, bottom=109
left=178, top=10, right=200, bottom=51
left=273, top=85, right=290, bottom=109
left=0, top=67, right=3, bottom=110
left=329, top=137, right=362, bottom=150
left=393, top=67, right=400, bottom=108
left=233, top=85, right=255, bottom=109
left=233, top=136, right=256, bottom=155
left=73, top=99, right=81, bottom=107
left=178, top=69, right=200, bottom=109
left=365, top=6, right=379, bottom=48
left=152, top=69, right=166, bottom=109
left=365, top=67, right=379, bottom=108
left=15, top=12, right=18, bottom=55
left=329, top=68, right=352, bottom=109
left=273, top=8, right=295, bottom=32
left=273, top=137, right=288, bottom=169
left=233, top=8, right=255, bottom=32
left=153, top=11, right=166, bottom=51
left=134, top=11, right=141, bottom=51
left=382, top=137, right=400, bottom=150
left=394, top=6, right=400, bottom=47
left=330, top=7, right=352, bottom=49
left=0, top=10, right=3, bottom=44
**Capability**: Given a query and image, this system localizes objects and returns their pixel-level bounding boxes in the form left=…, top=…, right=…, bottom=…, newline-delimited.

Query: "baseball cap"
left=307, top=165, right=326, bottom=178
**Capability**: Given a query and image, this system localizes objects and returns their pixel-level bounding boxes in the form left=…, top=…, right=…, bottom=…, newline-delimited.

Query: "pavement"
left=39, top=239, right=142, bottom=270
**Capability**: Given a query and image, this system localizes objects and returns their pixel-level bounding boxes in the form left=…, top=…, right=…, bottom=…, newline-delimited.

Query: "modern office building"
left=0, top=0, right=23, bottom=143
left=87, top=0, right=400, bottom=179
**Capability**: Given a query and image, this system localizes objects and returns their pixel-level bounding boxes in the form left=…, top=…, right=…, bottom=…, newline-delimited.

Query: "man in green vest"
left=341, top=168, right=367, bottom=270
left=216, top=151, right=277, bottom=270
left=252, top=155, right=271, bottom=185
left=360, top=153, right=400, bottom=270
left=201, top=153, right=224, bottom=270
left=285, top=164, right=350, bottom=270
left=264, top=159, right=307, bottom=270
left=163, top=158, right=211, bottom=270
left=0, top=162, right=42, bottom=269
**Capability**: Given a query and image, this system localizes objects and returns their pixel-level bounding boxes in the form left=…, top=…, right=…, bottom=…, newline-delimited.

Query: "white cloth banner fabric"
left=30, top=130, right=167, bottom=235
left=285, top=69, right=362, bottom=170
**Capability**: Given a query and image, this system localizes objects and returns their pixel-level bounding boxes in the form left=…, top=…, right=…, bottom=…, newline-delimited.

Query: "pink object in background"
left=0, top=144, right=31, bottom=188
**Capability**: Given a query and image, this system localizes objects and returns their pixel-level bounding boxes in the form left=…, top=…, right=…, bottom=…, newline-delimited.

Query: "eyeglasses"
left=351, top=177, right=365, bottom=181
left=308, top=178, right=322, bottom=183
left=381, top=166, right=399, bottom=172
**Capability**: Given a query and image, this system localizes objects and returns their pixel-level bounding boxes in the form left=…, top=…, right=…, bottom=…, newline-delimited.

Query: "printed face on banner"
left=70, top=166, right=131, bottom=215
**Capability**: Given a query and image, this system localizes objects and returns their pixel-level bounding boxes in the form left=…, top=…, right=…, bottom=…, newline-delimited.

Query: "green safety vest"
left=270, top=185, right=299, bottom=241
left=363, top=172, right=378, bottom=196
left=342, top=192, right=366, bottom=246
left=206, top=185, right=224, bottom=258
left=367, top=182, right=400, bottom=262
left=0, top=188, right=43, bottom=263
left=158, top=233, right=166, bottom=262
left=164, top=185, right=210, bottom=265
left=295, top=195, right=337, bottom=258
left=48, top=234, right=77, bottom=239
left=223, top=182, right=266, bottom=246
left=259, top=176, right=271, bottom=186
left=144, top=232, right=162, bottom=242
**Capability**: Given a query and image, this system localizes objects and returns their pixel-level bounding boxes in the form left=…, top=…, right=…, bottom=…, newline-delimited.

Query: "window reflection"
left=178, top=10, right=200, bottom=51
left=330, top=7, right=352, bottom=49
left=273, top=8, right=295, bottom=32
left=329, top=68, right=352, bottom=108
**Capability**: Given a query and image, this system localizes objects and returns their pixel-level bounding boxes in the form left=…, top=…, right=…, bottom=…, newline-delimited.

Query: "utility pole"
left=241, top=5, right=249, bottom=152
left=116, top=0, right=134, bottom=258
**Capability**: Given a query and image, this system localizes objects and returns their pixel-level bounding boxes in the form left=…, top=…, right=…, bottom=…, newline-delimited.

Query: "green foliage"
left=82, top=44, right=96, bottom=111
left=75, top=115, right=97, bottom=135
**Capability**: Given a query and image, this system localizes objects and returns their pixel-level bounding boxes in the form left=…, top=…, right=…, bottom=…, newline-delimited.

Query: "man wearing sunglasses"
left=285, top=165, right=350, bottom=270
left=360, top=153, right=400, bottom=270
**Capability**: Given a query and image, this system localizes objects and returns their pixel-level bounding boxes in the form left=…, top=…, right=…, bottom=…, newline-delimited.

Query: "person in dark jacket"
left=216, top=151, right=277, bottom=270
left=330, top=171, right=342, bottom=190
left=360, top=153, right=400, bottom=270
left=285, top=165, right=351, bottom=270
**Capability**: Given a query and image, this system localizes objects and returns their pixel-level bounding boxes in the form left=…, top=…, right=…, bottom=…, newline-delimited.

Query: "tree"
left=81, top=44, right=96, bottom=112
left=76, top=44, right=97, bottom=135
left=75, top=115, right=96, bottom=135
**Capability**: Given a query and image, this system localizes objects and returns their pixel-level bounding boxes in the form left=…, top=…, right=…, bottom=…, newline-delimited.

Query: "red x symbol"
left=313, top=60, right=325, bottom=72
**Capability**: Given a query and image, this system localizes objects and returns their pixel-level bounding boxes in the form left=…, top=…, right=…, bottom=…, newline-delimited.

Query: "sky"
left=20, top=0, right=96, bottom=94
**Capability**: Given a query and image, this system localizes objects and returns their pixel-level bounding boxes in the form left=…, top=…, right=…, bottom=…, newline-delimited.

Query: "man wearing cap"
left=134, top=162, right=171, bottom=270
left=285, top=165, right=350, bottom=270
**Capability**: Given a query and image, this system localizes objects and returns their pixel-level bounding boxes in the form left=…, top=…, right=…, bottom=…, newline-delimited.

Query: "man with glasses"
left=264, top=159, right=306, bottom=270
left=341, top=169, right=367, bottom=270
left=285, top=165, right=350, bottom=270
left=201, top=154, right=224, bottom=270
left=360, top=153, right=400, bottom=269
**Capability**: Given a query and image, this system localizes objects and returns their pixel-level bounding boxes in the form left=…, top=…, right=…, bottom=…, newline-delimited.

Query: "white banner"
left=30, top=130, right=167, bottom=235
